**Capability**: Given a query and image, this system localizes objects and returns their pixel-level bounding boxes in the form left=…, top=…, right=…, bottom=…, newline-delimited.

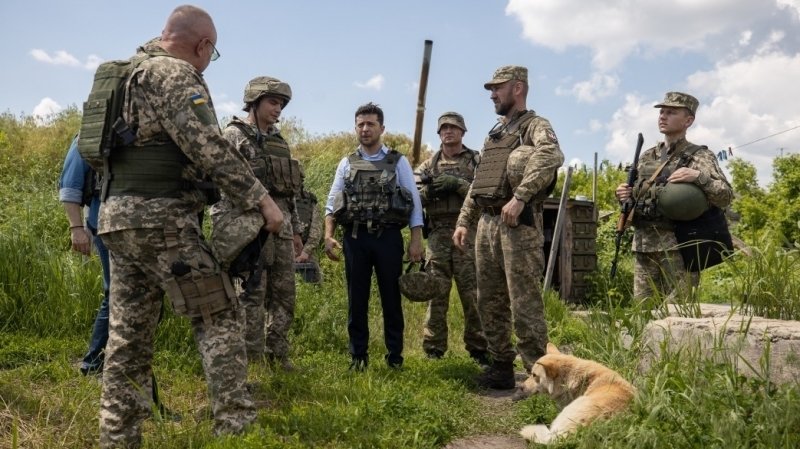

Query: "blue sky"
left=3, top=0, right=800, bottom=185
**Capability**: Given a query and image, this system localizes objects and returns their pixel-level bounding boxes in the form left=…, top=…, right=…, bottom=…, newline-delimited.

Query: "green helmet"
left=399, top=265, right=451, bottom=302
left=657, top=182, right=709, bottom=221
left=243, top=76, right=292, bottom=108
left=210, top=208, right=265, bottom=274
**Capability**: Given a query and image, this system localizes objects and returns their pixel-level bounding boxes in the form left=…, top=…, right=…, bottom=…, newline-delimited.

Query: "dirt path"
left=444, top=372, right=530, bottom=449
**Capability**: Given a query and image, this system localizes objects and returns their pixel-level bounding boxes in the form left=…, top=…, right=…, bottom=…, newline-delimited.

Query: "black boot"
left=475, top=360, right=515, bottom=390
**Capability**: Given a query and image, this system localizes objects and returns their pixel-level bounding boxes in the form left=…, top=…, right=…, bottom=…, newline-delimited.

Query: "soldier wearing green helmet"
left=413, top=111, right=489, bottom=366
left=210, top=75, right=303, bottom=371
left=615, top=91, right=733, bottom=301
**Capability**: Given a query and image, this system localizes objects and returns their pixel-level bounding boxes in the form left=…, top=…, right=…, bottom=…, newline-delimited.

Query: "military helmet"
left=437, top=111, right=467, bottom=133
left=657, top=182, right=709, bottom=221
left=210, top=208, right=266, bottom=275
left=399, top=263, right=451, bottom=302
left=243, top=76, right=292, bottom=108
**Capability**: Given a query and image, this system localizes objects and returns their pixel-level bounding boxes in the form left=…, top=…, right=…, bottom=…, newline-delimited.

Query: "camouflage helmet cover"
left=657, top=182, right=709, bottom=221
left=399, top=265, right=451, bottom=302
left=210, top=208, right=265, bottom=269
left=437, top=111, right=467, bottom=133
left=243, top=76, right=292, bottom=108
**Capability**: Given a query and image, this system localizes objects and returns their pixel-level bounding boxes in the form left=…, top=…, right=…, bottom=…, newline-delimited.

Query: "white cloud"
left=605, top=50, right=800, bottom=185
left=215, top=100, right=239, bottom=117
left=556, top=72, right=620, bottom=103
left=739, top=30, right=753, bottom=46
left=32, top=97, right=63, bottom=124
left=506, top=0, right=778, bottom=70
left=354, top=74, right=385, bottom=91
left=777, top=0, right=800, bottom=17
left=30, top=49, right=103, bottom=70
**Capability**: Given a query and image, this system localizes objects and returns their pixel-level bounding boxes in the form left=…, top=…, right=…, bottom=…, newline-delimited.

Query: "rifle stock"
left=610, top=132, right=644, bottom=278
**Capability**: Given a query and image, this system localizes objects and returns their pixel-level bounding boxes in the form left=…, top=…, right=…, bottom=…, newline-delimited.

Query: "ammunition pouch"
left=250, top=155, right=302, bottom=197
left=165, top=271, right=237, bottom=325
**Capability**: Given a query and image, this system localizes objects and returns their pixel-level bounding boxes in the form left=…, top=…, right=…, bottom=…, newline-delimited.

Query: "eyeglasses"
left=208, top=39, right=221, bottom=62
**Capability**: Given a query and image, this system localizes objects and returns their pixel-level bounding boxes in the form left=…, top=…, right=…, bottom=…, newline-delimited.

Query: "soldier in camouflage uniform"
left=416, top=112, right=489, bottom=365
left=94, top=6, right=283, bottom=447
left=454, top=66, right=564, bottom=390
left=210, top=76, right=303, bottom=371
left=615, top=92, right=733, bottom=301
left=294, top=185, right=323, bottom=283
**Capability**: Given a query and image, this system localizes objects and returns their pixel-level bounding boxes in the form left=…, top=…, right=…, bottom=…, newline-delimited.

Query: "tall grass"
left=2, top=113, right=799, bottom=448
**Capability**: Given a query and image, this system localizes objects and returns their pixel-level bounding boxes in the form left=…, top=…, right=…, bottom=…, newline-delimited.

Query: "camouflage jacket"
left=632, top=137, right=733, bottom=252
left=456, top=110, right=564, bottom=228
left=98, top=39, right=266, bottom=234
left=298, top=196, right=323, bottom=255
left=210, top=116, right=299, bottom=240
left=417, top=146, right=479, bottom=223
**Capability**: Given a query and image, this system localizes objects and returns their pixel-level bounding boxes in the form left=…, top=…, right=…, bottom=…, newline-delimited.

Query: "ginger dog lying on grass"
left=517, top=343, right=636, bottom=444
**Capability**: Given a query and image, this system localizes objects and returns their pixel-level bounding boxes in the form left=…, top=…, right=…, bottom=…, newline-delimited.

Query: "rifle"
left=610, top=132, right=644, bottom=278
left=411, top=40, right=433, bottom=167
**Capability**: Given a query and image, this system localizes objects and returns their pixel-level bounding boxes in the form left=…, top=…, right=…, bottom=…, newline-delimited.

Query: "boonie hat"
left=484, top=65, right=528, bottom=90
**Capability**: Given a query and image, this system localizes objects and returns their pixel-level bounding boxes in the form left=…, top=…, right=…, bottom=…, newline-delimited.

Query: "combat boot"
left=475, top=360, right=515, bottom=390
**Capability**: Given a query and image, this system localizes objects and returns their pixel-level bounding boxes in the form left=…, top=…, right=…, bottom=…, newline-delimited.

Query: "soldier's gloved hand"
left=432, top=174, right=463, bottom=194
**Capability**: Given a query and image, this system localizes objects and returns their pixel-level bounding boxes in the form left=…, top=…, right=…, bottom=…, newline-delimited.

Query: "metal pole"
left=411, top=40, right=433, bottom=167
left=544, top=167, right=573, bottom=292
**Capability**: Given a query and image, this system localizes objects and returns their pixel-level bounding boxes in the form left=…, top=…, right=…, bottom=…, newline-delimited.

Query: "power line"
left=730, top=123, right=800, bottom=150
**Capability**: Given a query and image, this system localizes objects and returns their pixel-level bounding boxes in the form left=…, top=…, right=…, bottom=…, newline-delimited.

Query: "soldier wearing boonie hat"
left=453, top=64, right=564, bottom=390
left=614, top=91, right=733, bottom=302
left=414, top=111, right=488, bottom=366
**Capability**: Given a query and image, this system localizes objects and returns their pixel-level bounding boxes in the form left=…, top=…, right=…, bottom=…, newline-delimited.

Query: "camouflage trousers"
left=634, top=250, right=699, bottom=302
left=240, top=234, right=296, bottom=361
left=423, top=225, right=487, bottom=355
left=474, top=214, right=547, bottom=371
left=100, top=228, right=254, bottom=448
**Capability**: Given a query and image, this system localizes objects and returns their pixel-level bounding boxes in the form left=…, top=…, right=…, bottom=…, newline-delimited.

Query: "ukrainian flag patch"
left=190, top=93, right=206, bottom=105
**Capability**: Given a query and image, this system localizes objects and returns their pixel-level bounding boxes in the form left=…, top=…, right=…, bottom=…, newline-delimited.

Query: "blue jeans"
left=81, top=230, right=110, bottom=373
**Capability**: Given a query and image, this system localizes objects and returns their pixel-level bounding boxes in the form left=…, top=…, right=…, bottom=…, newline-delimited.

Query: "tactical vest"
left=425, top=149, right=478, bottom=219
left=632, top=143, right=706, bottom=223
left=79, top=47, right=171, bottom=172
left=227, top=119, right=302, bottom=197
left=77, top=47, right=200, bottom=200
left=471, top=111, right=537, bottom=207
left=333, top=149, right=414, bottom=230
left=295, top=190, right=318, bottom=242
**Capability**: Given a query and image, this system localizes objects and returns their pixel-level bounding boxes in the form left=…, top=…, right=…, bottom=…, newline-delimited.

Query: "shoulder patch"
left=190, top=93, right=206, bottom=105
left=546, top=129, right=559, bottom=144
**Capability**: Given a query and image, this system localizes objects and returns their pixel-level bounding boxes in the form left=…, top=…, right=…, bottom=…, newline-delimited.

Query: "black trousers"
left=343, top=225, right=404, bottom=365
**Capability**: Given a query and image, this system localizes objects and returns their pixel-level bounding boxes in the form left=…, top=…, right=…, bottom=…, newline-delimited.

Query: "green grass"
left=2, top=112, right=800, bottom=448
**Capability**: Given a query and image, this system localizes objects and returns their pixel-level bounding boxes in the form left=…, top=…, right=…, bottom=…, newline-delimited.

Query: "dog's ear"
left=546, top=342, right=561, bottom=354
left=537, top=358, right=559, bottom=380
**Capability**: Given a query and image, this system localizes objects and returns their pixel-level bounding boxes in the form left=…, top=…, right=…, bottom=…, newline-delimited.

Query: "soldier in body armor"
left=210, top=76, right=304, bottom=371
left=453, top=66, right=564, bottom=390
left=416, top=112, right=489, bottom=366
left=93, top=6, right=283, bottom=446
left=324, top=102, right=424, bottom=371
left=615, top=92, right=732, bottom=301
left=294, top=185, right=323, bottom=283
